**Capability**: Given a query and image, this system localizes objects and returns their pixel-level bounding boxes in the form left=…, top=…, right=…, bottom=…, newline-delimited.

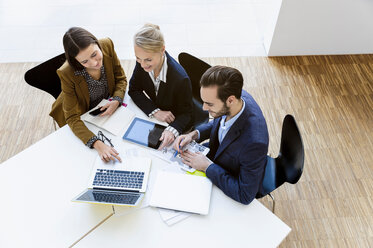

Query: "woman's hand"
left=100, top=100, right=120, bottom=116
left=93, top=140, right=122, bottom=163
left=153, top=110, right=175, bottom=123
left=158, top=130, right=175, bottom=150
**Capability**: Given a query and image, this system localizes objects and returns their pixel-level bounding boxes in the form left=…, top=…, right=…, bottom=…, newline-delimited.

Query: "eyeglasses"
left=97, top=131, right=114, bottom=147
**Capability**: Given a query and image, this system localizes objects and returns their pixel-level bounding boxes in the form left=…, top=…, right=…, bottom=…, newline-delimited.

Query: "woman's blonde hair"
left=134, top=23, right=165, bottom=53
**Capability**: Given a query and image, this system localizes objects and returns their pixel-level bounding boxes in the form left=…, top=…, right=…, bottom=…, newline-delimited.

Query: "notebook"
left=149, top=171, right=213, bottom=215
left=72, top=156, right=151, bottom=207
left=81, top=99, right=135, bottom=136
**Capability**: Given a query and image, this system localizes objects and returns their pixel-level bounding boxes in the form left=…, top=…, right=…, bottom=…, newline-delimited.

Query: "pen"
left=174, top=138, right=184, bottom=157
left=173, top=139, right=183, bottom=157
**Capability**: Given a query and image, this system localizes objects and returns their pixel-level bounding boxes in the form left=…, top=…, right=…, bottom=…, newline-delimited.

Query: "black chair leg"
left=268, top=193, right=275, bottom=213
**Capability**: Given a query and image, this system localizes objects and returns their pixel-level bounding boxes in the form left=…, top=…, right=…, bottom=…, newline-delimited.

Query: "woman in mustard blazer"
left=50, top=27, right=127, bottom=162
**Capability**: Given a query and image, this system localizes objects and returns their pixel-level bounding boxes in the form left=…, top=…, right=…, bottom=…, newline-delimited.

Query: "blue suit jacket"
left=197, top=90, right=269, bottom=204
left=128, top=51, right=193, bottom=133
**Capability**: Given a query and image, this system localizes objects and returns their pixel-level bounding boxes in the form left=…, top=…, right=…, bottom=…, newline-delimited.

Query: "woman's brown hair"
left=63, top=27, right=101, bottom=71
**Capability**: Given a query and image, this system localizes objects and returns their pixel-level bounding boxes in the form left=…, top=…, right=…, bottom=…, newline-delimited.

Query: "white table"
left=0, top=126, right=113, bottom=247
left=0, top=96, right=291, bottom=247
left=77, top=189, right=291, bottom=248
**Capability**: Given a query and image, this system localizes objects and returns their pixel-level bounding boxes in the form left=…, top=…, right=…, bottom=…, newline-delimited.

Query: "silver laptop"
left=72, top=157, right=151, bottom=207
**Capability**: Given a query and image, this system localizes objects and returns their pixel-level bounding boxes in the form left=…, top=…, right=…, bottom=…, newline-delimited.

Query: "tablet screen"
left=123, top=117, right=166, bottom=149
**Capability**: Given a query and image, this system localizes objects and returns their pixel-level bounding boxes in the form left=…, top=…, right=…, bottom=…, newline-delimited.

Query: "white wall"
left=266, top=0, right=373, bottom=56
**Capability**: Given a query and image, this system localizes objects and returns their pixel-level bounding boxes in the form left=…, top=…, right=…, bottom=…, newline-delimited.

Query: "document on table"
left=81, top=99, right=135, bottom=136
left=149, top=171, right=212, bottom=215
left=157, top=208, right=192, bottom=226
left=155, top=168, right=194, bottom=226
left=150, top=140, right=209, bottom=172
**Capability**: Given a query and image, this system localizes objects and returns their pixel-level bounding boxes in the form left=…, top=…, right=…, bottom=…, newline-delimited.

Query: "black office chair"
left=178, top=52, right=211, bottom=129
left=192, top=97, right=209, bottom=129
left=24, top=53, right=66, bottom=129
left=24, top=53, right=65, bottom=99
left=178, top=52, right=211, bottom=105
left=260, top=114, right=305, bottom=213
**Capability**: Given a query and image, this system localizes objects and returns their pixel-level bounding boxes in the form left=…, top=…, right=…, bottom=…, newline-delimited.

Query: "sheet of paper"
left=150, top=141, right=210, bottom=173
left=149, top=171, right=213, bottom=215
left=81, top=99, right=135, bottom=136
left=158, top=208, right=192, bottom=226
left=165, top=212, right=192, bottom=226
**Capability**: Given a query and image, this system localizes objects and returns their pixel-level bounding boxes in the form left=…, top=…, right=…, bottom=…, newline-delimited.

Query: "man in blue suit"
left=174, top=66, right=269, bottom=205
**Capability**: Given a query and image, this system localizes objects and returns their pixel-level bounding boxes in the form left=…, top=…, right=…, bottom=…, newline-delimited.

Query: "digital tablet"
left=122, top=117, right=166, bottom=149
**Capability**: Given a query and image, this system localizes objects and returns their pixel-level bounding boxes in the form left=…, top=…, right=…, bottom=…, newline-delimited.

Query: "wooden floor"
left=1, top=55, right=372, bottom=247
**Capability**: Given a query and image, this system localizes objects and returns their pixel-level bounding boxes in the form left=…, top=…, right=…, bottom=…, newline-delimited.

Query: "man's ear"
left=226, top=95, right=235, bottom=105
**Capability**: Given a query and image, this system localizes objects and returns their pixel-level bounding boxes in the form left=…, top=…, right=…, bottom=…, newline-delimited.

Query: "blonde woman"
left=128, top=24, right=193, bottom=150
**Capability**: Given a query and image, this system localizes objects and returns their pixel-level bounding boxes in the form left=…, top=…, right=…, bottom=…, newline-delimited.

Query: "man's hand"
left=100, top=100, right=120, bottom=116
left=93, top=140, right=122, bottom=163
left=180, top=150, right=212, bottom=172
left=153, top=110, right=175, bottom=123
left=173, top=130, right=199, bottom=152
left=158, top=130, right=175, bottom=150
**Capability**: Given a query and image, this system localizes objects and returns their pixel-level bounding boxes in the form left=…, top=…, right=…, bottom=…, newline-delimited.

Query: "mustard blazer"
left=50, top=38, right=127, bottom=145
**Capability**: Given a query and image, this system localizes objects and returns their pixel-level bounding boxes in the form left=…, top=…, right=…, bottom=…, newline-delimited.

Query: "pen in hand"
left=173, top=138, right=184, bottom=158
left=173, top=149, right=178, bottom=158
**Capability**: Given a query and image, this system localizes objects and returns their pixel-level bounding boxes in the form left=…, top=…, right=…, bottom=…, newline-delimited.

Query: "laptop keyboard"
left=93, top=169, right=145, bottom=189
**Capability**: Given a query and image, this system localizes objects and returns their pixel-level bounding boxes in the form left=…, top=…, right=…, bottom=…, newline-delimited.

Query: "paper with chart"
left=151, top=140, right=209, bottom=172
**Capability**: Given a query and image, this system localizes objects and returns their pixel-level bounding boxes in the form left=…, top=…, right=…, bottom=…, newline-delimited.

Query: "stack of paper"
left=157, top=208, right=192, bottom=226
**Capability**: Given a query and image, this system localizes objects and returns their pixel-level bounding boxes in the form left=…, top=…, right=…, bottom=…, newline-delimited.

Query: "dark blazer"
left=50, top=38, right=127, bottom=144
left=197, top=90, right=269, bottom=205
left=128, top=51, right=193, bottom=134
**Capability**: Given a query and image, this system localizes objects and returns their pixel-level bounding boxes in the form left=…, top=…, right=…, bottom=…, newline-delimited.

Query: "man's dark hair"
left=200, top=65, right=243, bottom=102
left=63, top=27, right=101, bottom=71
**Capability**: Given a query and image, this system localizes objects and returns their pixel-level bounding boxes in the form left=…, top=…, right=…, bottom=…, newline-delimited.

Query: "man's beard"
left=212, top=102, right=230, bottom=118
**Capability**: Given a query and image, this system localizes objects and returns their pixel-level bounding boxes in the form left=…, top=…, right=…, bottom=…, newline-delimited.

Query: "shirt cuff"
left=205, top=157, right=214, bottom=170
left=149, top=108, right=160, bottom=118
left=195, top=130, right=200, bottom=140
left=112, top=96, right=123, bottom=105
left=165, top=126, right=179, bottom=137
left=205, top=156, right=214, bottom=173
left=86, top=135, right=99, bottom=148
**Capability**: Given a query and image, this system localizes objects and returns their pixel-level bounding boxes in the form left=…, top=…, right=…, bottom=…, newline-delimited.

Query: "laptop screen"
left=123, top=117, right=166, bottom=149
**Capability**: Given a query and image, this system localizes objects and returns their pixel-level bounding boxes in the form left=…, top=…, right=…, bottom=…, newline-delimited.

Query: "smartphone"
left=89, top=107, right=105, bottom=116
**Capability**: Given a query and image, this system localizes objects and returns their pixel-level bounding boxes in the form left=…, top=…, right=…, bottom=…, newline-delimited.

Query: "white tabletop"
left=77, top=187, right=291, bottom=248
left=0, top=126, right=113, bottom=247
left=0, top=96, right=290, bottom=247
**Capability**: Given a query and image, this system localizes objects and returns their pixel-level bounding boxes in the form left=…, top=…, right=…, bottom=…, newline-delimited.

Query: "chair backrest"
left=192, top=98, right=209, bottom=129
left=261, top=114, right=304, bottom=196
left=24, top=53, right=66, bottom=99
left=178, top=52, right=211, bottom=104
left=277, top=114, right=305, bottom=184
